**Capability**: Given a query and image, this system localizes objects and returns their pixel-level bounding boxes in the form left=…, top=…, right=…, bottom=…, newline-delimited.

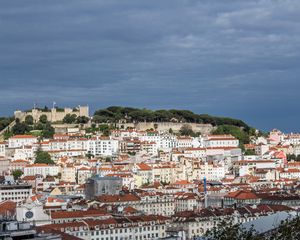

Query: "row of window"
left=73, top=231, right=161, bottom=240
left=1, top=191, right=30, bottom=195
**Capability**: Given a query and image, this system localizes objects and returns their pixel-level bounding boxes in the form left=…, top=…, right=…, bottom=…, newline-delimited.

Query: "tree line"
left=205, top=216, right=300, bottom=240
left=5, top=115, right=55, bottom=139
left=92, top=106, right=257, bottom=145
left=93, top=106, right=250, bottom=129
left=0, top=117, right=14, bottom=132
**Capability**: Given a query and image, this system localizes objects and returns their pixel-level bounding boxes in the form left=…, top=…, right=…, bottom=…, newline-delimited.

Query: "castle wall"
left=116, top=122, right=214, bottom=134
left=14, top=106, right=89, bottom=123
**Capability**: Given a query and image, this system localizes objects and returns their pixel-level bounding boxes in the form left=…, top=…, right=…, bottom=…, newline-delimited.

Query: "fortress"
left=14, top=106, right=89, bottom=123
left=115, top=122, right=215, bottom=134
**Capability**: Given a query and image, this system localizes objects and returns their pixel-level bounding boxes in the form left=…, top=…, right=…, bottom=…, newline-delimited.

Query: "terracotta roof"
left=137, top=163, right=152, bottom=171
left=47, top=197, right=65, bottom=203
left=10, top=135, right=37, bottom=139
left=22, top=175, right=36, bottom=181
left=41, top=215, right=169, bottom=231
left=96, top=194, right=140, bottom=203
left=173, top=180, right=192, bottom=185
left=51, top=209, right=108, bottom=219
left=225, top=190, right=259, bottom=200
left=0, top=200, right=16, bottom=216
left=12, top=159, right=29, bottom=163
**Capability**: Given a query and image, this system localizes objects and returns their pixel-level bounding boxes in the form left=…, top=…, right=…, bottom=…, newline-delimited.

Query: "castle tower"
left=79, top=105, right=89, bottom=117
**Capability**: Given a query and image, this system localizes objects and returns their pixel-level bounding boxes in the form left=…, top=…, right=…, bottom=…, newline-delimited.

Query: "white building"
left=140, top=131, right=161, bottom=145
left=177, top=137, right=193, bottom=148
left=0, top=142, right=6, bottom=157
left=160, top=135, right=178, bottom=151
left=192, top=162, right=225, bottom=181
left=203, top=135, right=239, bottom=148
left=61, top=166, right=76, bottom=183
left=16, top=201, right=51, bottom=226
left=14, top=146, right=34, bottom=160
left=141, top=141, right=158, bottom=155
left=183, top=148, right=206, bottom=158
left=23, top=164, right=60, bottom=178
left=0, top=183, right=32, bottom=202
left=279, top=169, right=300, bottom=179
left=42, top=215, right=170, bottom=240
left=8, top=135, right=38, bottom=148
left=174, top=192, right=200, bottom=212
left=88, top=137, right=119, bottom=156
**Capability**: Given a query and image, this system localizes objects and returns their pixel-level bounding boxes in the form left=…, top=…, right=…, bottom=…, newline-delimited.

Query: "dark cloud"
left=0, top=0, right=300, bottom=131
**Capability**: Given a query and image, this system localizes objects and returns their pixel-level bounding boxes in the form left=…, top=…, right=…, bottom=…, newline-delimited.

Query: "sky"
left=0, top=0, right=300, bottom=132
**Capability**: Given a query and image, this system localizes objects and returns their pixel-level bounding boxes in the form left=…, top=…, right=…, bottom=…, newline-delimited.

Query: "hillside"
left=93, top=106, right=256, bottom=145
left=93, top=106, right=249, bottom=127
left=1, top=106, right=257, bottom=145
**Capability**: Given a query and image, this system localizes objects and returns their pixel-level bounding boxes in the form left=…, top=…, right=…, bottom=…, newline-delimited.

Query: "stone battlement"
left=14, top=106, right=89, bottom=123
left=116, top=122, right=214, bottom=134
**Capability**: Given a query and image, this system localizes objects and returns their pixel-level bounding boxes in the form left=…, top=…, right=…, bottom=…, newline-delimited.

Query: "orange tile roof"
left=96, top=194, right=140, bottom=203
left=11, top=135, right=37, bottom=139
left=137, top=163, right=152, bottom=171
left=51, top=209, right=108, bottom=219
left=225, top=190, right=259, bottom=200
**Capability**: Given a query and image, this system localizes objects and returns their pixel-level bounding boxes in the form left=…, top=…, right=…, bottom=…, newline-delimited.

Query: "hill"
left=93, top=106, right=257, bottom=145
left=93, top=106, right=249, bottom=127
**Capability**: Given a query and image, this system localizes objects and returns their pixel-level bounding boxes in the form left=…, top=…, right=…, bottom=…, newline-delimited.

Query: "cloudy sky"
left=0, top=0, right=300, bottom=132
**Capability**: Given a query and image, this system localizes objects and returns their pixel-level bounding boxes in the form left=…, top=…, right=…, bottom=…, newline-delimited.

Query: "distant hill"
left=93, top=106, right=249, bottom=128
left=1, top=106, right=257, bottom=146
left=93, top=106, right=256, bottom=145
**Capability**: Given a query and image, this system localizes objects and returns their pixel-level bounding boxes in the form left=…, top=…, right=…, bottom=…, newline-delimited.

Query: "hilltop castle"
left=14, top=105, right=89, bottom=122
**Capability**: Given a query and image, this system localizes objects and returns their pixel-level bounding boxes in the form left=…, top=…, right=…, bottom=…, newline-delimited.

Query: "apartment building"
left=203, top=135, right=239, bottom=148
left=8, top=135, right=38, bottom=148
left=23, top=164, right=60, bottom=178
left=0, top=183, right=32, bottom=202
left=88, top=137, right=119, bottom=156
left=40, top=215, right=170, bottom=240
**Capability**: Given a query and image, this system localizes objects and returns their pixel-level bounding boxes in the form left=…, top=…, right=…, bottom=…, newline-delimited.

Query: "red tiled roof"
left=51, top=209, right=108, bottom=219
left=225, top=190, right=259, bottom=200
left=11, top=135, right=37, bottom=139
left=96, top=194, right=140, bottom=203
left=137, top=163, right=152, bottom=171
left=0, top=200, right=16, bottom=216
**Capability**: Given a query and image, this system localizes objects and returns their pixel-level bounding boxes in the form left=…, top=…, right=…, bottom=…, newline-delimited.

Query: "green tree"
left=99, top=124, right=110, bottom=136
left=179, top=124, right=194, bottom=136
left=41, top=122, right=55, bottom=138
left=24, top=115, right=34, bottom=125
left=12, top=169, right=23, bottom=180
left=35, top=149, right=55, bottom=164
left=205, top=219, right=263, bottom=240
left=269, top=216, right=300, bottom=240
left=213, top=124, right=250, bottom=144
left=76, top=116, right=89, bottom=124
left=205, top=216, right=300, bottom=240
left=39, top=115, right=48, bottom=124
left=0, top=117, right=13, bottom=131
left=287, top=154, right=296, bottom=161
left=245, top=149, right=256, bottom=155
left=63, top=114, right=77, bottom=124
left=12, top=121, right=31, bottom=135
